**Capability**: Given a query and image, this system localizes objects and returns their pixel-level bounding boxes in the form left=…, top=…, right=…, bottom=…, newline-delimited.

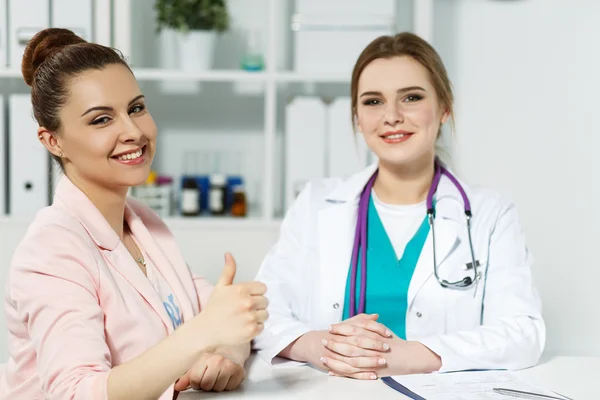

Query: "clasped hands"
left=302, top=313, right=436, bottom=379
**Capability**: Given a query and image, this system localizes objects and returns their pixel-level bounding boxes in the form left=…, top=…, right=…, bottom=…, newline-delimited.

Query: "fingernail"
left=383, top=343, right=390, bottom=351
left=328, top=371, right=334, bottom=376
left=328, top=325, right=333, bottom=332
left=321, top=339, right=328, bottom=346
left=370, top=374, right=377, bottom=380
left=320, top=357, right=327, bottom=364
left=385, top=329, right=392, bottom=337
left=378, top=358, right=386, bottom=365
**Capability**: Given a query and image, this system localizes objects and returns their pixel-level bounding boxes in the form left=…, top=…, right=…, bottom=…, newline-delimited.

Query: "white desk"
left=178, top=354, right=599, bottom=399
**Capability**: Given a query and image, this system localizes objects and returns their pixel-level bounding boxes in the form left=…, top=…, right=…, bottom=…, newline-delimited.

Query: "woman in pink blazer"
left=0, top=28, right=269, bottom=400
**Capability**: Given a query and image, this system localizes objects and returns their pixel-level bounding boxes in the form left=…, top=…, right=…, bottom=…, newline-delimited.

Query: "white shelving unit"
left=0, top=0, right=433, bottom=228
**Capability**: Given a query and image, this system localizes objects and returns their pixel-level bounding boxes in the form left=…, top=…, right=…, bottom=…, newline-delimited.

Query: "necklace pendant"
left=137, top=258, right=146, bottom=267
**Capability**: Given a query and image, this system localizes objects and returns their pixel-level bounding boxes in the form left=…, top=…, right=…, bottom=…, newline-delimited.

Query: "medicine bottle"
left=181, top=177, right=200, bottom=216
left=231, top=184, right=247, bottom=217
left=209, top=174, right=227, bottom=216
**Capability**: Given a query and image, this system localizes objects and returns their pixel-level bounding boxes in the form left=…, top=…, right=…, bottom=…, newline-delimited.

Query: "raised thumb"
left=217, top=252, right=236, bottom=286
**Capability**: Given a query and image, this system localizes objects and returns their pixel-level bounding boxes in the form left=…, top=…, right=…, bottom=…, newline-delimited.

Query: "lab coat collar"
left=323, top=162, right=469, bottom=222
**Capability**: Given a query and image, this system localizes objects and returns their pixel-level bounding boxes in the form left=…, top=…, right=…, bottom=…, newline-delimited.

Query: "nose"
left=119, top=114, right=144, bottom=143
left=383, top=102, right=403, bottom=126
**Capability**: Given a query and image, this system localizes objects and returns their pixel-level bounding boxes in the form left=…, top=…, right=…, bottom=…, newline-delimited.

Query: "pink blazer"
left=0, top=176, right=214, bottom=400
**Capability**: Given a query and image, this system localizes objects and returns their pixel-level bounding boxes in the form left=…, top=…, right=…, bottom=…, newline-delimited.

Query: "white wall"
left=438, top=0, right=600, bottom=356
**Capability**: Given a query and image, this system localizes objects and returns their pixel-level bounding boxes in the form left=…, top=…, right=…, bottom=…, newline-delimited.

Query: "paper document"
left=388, top=370, right=566, bottom=400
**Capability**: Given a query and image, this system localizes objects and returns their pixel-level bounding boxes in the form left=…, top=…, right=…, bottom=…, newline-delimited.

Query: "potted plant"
left=155, top=0, right=230, bottom=71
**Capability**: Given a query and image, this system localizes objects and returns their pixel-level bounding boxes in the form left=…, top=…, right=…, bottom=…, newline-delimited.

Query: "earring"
left=59, top=152, right=64, bottom=157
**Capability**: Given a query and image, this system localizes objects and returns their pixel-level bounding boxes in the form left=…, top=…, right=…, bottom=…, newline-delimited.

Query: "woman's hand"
left=282, top=314, right=391, bottom=379
left=174, top=349, right=245, bottom=392
left=319, top=314, right=393, bottom=379
left=198, top=253, right=269, bottom=348
left=325, top=319, right=442, bottom=379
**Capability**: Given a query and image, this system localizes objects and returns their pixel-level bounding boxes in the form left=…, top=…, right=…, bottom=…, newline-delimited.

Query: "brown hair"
left=22, top=28, right=130, bottom=165
left=350, top=32, right=454, bottom=135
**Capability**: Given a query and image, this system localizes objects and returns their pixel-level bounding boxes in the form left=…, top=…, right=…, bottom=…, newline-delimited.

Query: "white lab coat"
left=253, top=163, right=546, bottom=373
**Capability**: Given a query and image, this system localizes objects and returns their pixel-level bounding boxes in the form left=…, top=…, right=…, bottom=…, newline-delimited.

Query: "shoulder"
left=7, top=207, right=101, bottom=297
left=448, top=174, right=521, bottom=230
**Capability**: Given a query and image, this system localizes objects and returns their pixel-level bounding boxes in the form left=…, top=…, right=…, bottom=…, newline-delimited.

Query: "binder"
left=93, top=0, right=112, bottom=46
left=9, top=94, right=49, bottom=218
left=284, top=97, right=326, bottom=210
left=326, top=97, right=370, bottom=178
left=0, top=0, right=7, bottom=68
left=0, top=96, right=5, bottom=215
left=51, top=0, right=93, bottom=41
left=8, top=0, right=49, bottom=68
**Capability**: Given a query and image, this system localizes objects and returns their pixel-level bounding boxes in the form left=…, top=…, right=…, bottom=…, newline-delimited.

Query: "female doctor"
left=253, top=32, right=545, bottom=379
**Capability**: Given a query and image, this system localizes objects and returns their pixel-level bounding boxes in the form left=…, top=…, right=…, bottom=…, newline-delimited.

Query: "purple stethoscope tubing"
left=348, top=161, right=480, bottom=317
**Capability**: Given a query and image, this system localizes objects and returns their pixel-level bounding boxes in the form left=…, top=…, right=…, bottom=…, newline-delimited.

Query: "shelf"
left=275, top=72, right=351, bottom=84
left=0, top=215, right=282, bottom=230
left=0, top=68, right=351, bottom=84
left=0, top=68, right=269, bottom=82
left=164, top=216, right=281, bottom=230
left=133, top=68, right=268, bottom=82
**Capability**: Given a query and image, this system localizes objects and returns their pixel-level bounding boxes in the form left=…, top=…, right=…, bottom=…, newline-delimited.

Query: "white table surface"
left=178, top=354, right=599, bottom=399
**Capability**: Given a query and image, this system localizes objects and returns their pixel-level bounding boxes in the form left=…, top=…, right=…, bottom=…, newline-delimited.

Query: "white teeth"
left=385, top=134, right=406, bottom=139
left=117, top=148, right=142, bottom=161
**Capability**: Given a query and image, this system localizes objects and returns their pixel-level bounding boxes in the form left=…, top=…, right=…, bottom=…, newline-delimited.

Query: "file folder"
left=284, top=97, right=326, bottom=210
left=0, top=95, right=5, bottom=214
left=51, top=0, right=93, bottom=41
left=9, top=94, right=49, bottom=218
left=326, top=97, right=370, bottom=178
left=0, top=0, right=7, bottom=68
left=8, top=0, right=49, bottom=68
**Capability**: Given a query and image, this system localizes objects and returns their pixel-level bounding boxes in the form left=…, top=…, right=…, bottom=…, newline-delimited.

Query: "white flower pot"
left=178, top=30, right=217, bottom=71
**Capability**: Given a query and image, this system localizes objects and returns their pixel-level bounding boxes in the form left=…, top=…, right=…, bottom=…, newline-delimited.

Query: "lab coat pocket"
left=443, top=257, right=488, bottom=333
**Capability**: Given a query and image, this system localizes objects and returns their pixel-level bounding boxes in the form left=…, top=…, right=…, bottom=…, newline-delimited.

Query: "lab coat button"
left=416, top=311, right=422, bottom=318
left=333, top=303, right=339, bottom=309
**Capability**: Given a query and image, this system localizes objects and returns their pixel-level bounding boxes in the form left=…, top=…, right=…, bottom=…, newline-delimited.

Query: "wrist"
left=409, top=341, right=442, bottom=373
left=214, top=344, right=248, bottom=366
left=185, top=313, right=219, bottom=355
left=280, top=330, right=325, bottom=363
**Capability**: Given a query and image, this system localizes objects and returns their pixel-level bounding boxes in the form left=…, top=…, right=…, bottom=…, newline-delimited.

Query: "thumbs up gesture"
left=201, top=253, right=269, bottom=347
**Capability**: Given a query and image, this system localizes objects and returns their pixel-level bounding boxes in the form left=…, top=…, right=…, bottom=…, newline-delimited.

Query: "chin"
left=117, top=169, right=152, bottom=188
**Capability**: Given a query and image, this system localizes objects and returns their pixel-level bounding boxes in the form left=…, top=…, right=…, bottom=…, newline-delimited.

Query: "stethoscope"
left=348, top=160, right=480, bottom=317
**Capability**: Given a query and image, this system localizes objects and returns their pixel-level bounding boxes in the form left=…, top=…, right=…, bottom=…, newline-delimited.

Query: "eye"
left=129, top=104, right=146, bottom=114
left=362, top=98, right=383, bottom=106
left=403, top=94, right=423, bottom=102
left=91, top=116, right=111, bottom=125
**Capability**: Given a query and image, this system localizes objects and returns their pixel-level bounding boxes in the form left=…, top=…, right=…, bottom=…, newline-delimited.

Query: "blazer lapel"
left=52, top=175, right=179, bottom=334
left=102, top=244, right=175, bottom=334
left=125, top=205, right=196, bottom=325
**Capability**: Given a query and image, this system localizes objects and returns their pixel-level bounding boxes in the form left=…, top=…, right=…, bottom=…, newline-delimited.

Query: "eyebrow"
left=80, top=94, right=145, bottom=117
left=359, top=86, right=426, bottom=98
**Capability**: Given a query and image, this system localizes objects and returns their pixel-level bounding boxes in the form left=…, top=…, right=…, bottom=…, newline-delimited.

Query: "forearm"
left=279, top=330, right=325, bottom=363
left=407, top=341, right=442, bottom=374
left=107, top=315, right=215, bottom=400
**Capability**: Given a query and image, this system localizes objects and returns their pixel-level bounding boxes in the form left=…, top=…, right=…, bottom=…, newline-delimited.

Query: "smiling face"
left=54, top=63, right=157, bottom=191
left=355, top=56, right=449, bottom=169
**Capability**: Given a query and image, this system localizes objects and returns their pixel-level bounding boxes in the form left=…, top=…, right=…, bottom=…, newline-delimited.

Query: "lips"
left=112, top=145, right=145, bottom=160
left=380, top=131, right=414, bottom=144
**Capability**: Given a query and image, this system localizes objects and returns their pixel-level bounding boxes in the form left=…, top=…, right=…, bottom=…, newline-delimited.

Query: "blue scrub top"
left=342, top=196, right=430, bottom=339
